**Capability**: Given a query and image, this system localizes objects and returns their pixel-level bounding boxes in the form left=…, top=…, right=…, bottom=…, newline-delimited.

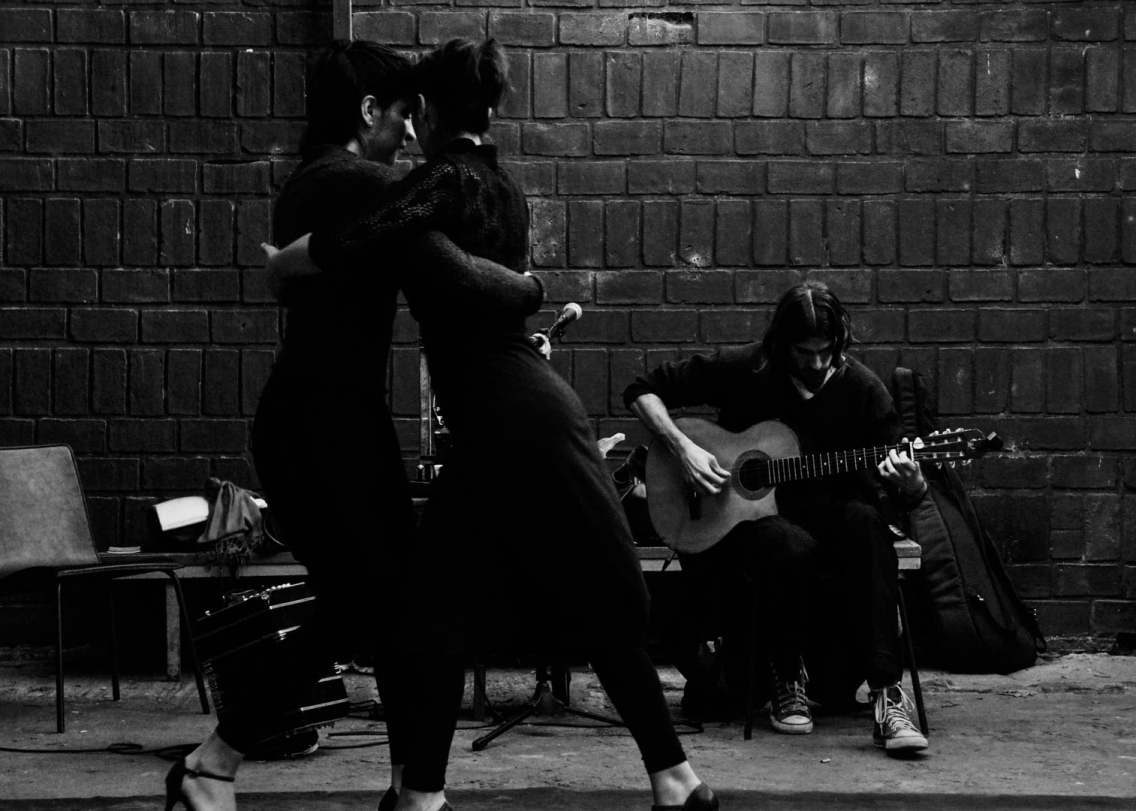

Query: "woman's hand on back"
left=262, top=243, right=285, bottom=299
left=265, top=234, right=320, bottom=287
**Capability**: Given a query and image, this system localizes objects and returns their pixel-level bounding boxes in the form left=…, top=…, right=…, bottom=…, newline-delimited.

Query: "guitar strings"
left=738, top=437, right=963, bottom=487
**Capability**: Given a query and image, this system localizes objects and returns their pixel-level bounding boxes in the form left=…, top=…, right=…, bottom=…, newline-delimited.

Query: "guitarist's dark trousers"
left=683, top=493, right=902, bottom=692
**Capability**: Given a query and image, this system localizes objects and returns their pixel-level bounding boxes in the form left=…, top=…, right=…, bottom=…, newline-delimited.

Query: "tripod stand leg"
left=537, top=663, right=619, bottom=724
left=557, top=703, right=623, bottom=726
left=472, top=702, right=538, bottom=751
left=471, top=690, right=541, bottom=752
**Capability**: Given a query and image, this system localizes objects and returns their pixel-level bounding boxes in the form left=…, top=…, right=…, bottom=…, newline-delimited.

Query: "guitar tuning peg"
left=962, top=460, right=972, bottom=466
left=948, top=461, right=957, bottom=468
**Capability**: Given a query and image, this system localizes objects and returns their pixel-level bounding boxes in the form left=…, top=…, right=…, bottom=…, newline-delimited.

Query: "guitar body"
left=646, top=418, right=801, bottom=554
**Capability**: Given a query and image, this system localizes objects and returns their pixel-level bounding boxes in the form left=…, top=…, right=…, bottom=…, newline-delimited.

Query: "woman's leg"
left=588, top=644, right=706, bottom=807
left=368, top=418, right=419, bottom=792
left=393, top=490, right=474, bottom=811
left=391, top=641, right=465, bottom=810
left=176, top=730, right=244, bottom=811
left=176, top=375, right=413, bottom=809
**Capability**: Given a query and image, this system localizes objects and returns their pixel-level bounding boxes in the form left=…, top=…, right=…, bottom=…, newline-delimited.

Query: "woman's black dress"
left=213, top=145, right=418, bottom=753
left=311, top=139, right=650, bottom=650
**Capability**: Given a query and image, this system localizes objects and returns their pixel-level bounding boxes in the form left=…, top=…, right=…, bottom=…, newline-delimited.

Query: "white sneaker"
left=872, top=684, right=928, bottom=753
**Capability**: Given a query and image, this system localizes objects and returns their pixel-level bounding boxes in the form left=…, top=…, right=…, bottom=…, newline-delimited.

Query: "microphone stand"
left=471, top=304, right=627, bottom=751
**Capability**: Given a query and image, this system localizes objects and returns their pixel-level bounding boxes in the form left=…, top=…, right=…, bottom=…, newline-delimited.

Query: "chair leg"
left=164, top=572, right=210, bottom=714
left=107, top=583, right=121, bottom=702
left=743, top=582, right=757, bottom=741
left=472, top=663, right=487, bottom=721
left=55, top=581, right=65, bottom=733
left=896, top=581, right=928, bottom=736
left=551, top=662, right=570, bottom=704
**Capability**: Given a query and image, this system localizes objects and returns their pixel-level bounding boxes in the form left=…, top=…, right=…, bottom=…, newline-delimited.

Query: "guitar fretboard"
left=739, top=440, right=917, bottom=488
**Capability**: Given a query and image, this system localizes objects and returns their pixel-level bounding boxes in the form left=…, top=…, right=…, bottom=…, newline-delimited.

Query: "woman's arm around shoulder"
left=410, top=231, right=543, bottom=316
left=309, top=157, right=463, bottom=270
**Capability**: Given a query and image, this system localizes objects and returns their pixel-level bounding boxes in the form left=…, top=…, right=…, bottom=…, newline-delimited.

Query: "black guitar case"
left=892, top=367, right=1046, bottom=674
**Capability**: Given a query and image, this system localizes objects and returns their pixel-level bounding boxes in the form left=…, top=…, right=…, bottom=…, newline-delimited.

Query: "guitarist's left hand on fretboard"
left=877, top=444, right=927, bottom=498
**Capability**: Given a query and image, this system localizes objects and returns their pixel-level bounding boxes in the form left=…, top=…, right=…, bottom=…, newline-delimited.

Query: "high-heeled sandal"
left=378, top=786, right=398, bottom=811
left=164, top=757, right=236, bottom=811
left=376, top=788, right=453, bottom=811
left=652, top=782, right=719, bottom=811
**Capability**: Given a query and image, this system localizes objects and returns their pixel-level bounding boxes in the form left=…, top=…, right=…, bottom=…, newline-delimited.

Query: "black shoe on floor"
left=652, top=782, right=719, bottom=810
left=378, top=786, right=398, bottom=811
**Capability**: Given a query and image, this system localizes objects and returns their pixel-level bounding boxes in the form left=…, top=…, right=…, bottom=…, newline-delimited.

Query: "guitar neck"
left=769, top=441, right=912, bottom=484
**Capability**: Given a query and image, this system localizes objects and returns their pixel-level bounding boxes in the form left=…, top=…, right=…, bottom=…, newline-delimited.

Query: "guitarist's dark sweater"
left=623, top=343, right=906, bottom=510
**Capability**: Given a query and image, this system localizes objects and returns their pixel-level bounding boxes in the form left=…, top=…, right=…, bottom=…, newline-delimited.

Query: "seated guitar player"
left=623, top=281, right=930, bottom=755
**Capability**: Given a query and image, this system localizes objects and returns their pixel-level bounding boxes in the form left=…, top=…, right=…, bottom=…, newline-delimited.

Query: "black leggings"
left=215, top=369, right=416, bottom=757
left=394, top=641, right=688, bottom=792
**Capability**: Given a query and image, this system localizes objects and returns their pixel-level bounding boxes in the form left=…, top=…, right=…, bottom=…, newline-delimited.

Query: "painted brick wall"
left=0, top=1, right=1134, bottom=640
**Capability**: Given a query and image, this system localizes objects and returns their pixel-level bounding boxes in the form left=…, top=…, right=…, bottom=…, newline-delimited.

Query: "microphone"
left=545, top=302, right=583, bottom=340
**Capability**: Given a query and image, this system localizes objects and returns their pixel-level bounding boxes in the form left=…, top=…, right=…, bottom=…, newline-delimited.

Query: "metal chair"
left=0, top=444, right=210, bottom=731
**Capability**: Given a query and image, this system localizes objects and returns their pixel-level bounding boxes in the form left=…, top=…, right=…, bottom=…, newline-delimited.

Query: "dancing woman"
left=270, top=38, right=719, bottom=811
left=165, top=40, right=542, bottom=811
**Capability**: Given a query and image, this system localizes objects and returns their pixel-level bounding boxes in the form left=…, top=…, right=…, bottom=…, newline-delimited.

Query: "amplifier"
left=196, top=583, right=349, bottom=746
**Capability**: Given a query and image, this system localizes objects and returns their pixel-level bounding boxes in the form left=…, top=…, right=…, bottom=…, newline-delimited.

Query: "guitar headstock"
left=912, top=429, right=1003, bottom=464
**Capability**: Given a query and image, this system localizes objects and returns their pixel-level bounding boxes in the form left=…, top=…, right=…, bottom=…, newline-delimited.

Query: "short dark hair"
left=412, top=38, right=510, bottom=135
left=299, top=39, right=414, bottom=152
left=758, top=281, right=853, bottom=372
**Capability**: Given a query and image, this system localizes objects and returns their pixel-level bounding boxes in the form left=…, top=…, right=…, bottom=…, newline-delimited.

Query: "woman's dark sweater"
left=272, top=144, right=399, bottom=391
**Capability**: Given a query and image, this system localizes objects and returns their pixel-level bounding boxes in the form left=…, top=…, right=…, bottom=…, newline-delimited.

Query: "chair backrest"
left=0, top=445, right=99, bottom=580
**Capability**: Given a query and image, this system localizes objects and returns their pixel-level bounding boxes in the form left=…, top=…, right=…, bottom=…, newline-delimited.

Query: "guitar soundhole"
left=733, top=451, right=773, bottom=501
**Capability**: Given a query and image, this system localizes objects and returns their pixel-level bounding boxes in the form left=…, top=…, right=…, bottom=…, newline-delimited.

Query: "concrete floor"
left=0, top=652, right=1133, bottom=809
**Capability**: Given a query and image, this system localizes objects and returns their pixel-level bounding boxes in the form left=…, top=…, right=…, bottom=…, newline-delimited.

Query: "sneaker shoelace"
left=774, top=665, right=809, bottom=715
left=874, top=685, right=918, bottom=732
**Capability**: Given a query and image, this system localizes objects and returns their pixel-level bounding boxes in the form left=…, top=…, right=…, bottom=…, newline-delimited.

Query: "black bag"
left=892, top=368, right=1046, bottom=674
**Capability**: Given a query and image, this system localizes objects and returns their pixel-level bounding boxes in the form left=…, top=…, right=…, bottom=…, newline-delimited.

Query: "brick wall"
left=1, top=1, right=1134, bottom=641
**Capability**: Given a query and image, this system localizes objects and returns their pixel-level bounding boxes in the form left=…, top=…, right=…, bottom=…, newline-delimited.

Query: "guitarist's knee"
left=745, top=516, right=819, bottom=568
left=841, top=500, right=887, bottom=533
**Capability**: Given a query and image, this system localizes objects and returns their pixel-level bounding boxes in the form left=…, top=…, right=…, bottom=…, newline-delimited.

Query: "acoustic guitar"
left=645, top=417, right=1003, bottom=554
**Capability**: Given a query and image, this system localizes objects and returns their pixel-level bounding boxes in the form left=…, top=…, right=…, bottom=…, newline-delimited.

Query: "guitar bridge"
left=687, top=489, right=702, bottom=521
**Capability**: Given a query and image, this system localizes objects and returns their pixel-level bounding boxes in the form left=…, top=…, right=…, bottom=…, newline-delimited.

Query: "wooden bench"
left=137, top=539, right=919, bottom=681
left=133, top=545, right=680, bottom=679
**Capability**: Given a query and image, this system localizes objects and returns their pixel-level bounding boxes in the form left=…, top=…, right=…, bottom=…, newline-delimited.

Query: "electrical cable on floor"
left=0, top=683, right=702, bottom=756
left=0, top=742, right=190, bottom=758
left=473, top=688, right=704, bottom=735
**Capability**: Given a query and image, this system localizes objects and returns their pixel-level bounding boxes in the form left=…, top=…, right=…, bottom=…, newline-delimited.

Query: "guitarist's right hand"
left=677, top=438, right=730, bottom=496
left=630, top=392, right=730, bottom=496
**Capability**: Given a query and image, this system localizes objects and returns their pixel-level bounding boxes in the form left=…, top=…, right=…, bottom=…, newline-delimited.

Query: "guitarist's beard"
left=791, top=365, right=836, bottom=396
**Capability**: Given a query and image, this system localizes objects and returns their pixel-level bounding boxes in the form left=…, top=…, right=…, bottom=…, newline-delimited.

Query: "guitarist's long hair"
left=758, top=281, right=853, bottom=373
